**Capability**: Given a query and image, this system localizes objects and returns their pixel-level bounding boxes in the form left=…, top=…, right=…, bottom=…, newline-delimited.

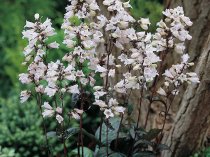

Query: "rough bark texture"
left=162, top=0, right=210, bottom=156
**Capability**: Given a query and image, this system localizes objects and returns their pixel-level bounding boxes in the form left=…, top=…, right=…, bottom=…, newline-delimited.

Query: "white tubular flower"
left=108, top=69, right=115, bottom=77
left=139, top=18, right=151, bottom=30
left=29, top=62, right=47, bottom=82
left=93, top=86, right=103, bottom=91
left=48, top=42, right=59, bottom=49
left=157, top=87, right=167, bottom=96
left=186, top=73, right=200, bottom=83
left=56, top=107, right=62, bottom=114
left=93, top=100, right=108, bottom=108
left=42, top=102, right=64, bottom=123
left=95, top=65, right=107, bottom=73
left=19, top=73, right=32, bottom=84
left=181, top=54, right=190, bottom=63
left=108, top=98, right=119, bottom=107
left=94, top=91, right=107, bottom=99
left=114, top=80, right=126, bottom=94
left=71, top=112, right=81, bottom=120
left=71, top=109, right=84, bottom=120
left=175, top=43, right=185, bottom=54
left=144, top=67, right=158, bottom=82
left=103, top=0, right=115, bottom=6
left=20, top=90, right=31, bottom=103
left=104, top=109, right=114, bottom=119
left=35, top=85, right=45, bottom=93
left=42, top=102, right=54, bottom=118
left=123, top=0, right=132, bottom=8
left=56, top=114, right=64, bottom=124
left=76, top=70, right=85, bottom=77
left=44, top=83, right=57, bottom=97
left=126, top=28, right=137, bottom=41
left=113, top=106, right=125, bottom=114
left=68, top=85, right=80, bottom=94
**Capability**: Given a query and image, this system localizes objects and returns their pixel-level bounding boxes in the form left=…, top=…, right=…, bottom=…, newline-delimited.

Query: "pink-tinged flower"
left=68, top=85, right=80, bottom=94
left=93, top=100, right=108, bottom=108
left=56, top=114, right=64, bottom=123
left=104, top=109, right=114, bottom=119
left=157, top=87, right=167, bottom=96
left=42, top=102, right=54, bottom=117
left=95, top=65, right=107, bottom=73
left=108, top=69, right=115, bottom=77
left=35, top=85, right=45, bottom=93
left=71, top=109, right=84, bottom=120
left=76, top=70, right=85, bottom=77
left=123, top=0, right=132, bottom=8
left=113, top=106, right=125, bottom=114
left=19, top=73, right=32, bottom=84
left=94, top=91, right=107, bottom=99
left=56, top=107, right=62, bottom=114
left=139, top=18, right=151, bottom=30
left=48, top=42, right=59, bottom=49
left=20, top=90, right=31, bottom=103
left=44, top=83, right=57, bottom=97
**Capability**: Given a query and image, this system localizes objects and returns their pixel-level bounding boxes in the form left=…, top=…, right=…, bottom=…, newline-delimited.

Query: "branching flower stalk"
left=19, top=0, right=200, bottom=156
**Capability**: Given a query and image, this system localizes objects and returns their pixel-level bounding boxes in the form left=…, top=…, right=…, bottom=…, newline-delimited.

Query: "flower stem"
left=106, top=119, right=109, bottom=157
left=115, top=113, right=123, bottom=150
left=144, top=51, right=168, bottom=129
left=99, top=114, right=103, bottom=147
left=36, top=93, right=51, bottom=157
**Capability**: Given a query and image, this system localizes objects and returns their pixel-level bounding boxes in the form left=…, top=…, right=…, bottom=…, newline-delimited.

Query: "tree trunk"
left=162, top=0, right=210, bottom=156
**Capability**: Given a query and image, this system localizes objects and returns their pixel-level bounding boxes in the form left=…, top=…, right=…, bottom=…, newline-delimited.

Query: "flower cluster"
left=19, top=14, right=58, bottom=104
left=19, top=0, right=199, bottom=126
left=158, top=54, right=199, bottom=96
left=154, top=6, right=193, bottom=54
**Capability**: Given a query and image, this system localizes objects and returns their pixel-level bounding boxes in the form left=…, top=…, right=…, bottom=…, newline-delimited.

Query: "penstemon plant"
left=19, top=0, right=199, bottom=156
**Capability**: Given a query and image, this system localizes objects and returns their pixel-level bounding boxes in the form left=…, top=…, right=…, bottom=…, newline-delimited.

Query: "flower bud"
left=34, top=13, right=39, bottom=20
left=188, top=62, right=194, bottom=66
left=164, top=82, right=169, bottom=87
left=116, top=65, right=121, bottom=68
left=90, top=10, right=96, bottom=17
left=133, top=64, right=140, bottom=70
left=61, top=88, right=66, bottom=93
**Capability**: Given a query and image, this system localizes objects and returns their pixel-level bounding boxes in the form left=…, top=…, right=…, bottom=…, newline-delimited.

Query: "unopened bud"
left=61, top=88, right=66, bottom=93
left=34, top=13, right=39, bottom=20
left=90, top=10, right=96, bottom=17
left=188, top=62, right=194, bottom=66
left=164, top=82, right=169, bottom=87
left=133, top=64, right=140, bottom=70
left=116, top=65, right=121, bottom=68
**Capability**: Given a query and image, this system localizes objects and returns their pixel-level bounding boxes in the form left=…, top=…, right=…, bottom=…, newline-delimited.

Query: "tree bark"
left=162, top=0, right=210, bottom=156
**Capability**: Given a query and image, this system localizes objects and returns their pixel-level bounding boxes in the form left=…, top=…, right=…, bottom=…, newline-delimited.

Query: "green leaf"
left=69, top=15, right=82, bottom=26
left=66, top=127, right=80, bottom=139
left=157, top=144, right=170, bottom=151
left=129, top=127, right=135, bottom=139
left=109, top=152, right=127, bottom=157
left=95, top=117, right=121, bottom=145
left=134, top=139, right=154, bottom=148
left=95, top=147, right=113, bottom=157
left=71, top=147, right=93, bottom=157
left=143, top=129, right=161, bottom=141
left=132, top=152, right=156, bottom=157
left=127, top=104, right=134, bottom=115
left=46, top=131, right=57, bottom=138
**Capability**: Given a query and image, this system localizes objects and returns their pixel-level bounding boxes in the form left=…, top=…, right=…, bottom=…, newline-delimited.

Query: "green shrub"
left=191, top=147, right=210, bottom=157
